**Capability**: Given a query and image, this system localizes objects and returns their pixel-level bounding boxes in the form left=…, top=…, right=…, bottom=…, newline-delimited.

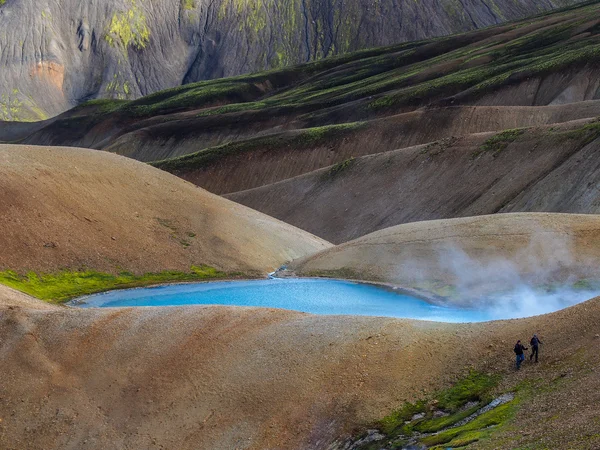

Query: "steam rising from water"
left=482, top=284, right=600, bottom=320
left=430, top=232, right=600, bottom=319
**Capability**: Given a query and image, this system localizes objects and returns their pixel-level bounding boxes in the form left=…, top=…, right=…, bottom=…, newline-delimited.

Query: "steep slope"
left=291, top=213, right=600, bottom=299
left=10, top=1, right=600, bottom=152
left=2, top=295, right=600, bottom=449
left=228, top=119, right=600, bottom=243
left=0, top=0, right=582, bottom=120
left=0, top=144, right=330, bottom=287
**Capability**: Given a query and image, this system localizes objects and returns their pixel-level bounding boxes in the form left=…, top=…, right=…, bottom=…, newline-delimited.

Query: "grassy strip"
left=152, top=122, right=364, bottom=171
left=324, top=157, right=356, bottom=179
left=422, top=401, right=517, bottom=447
left=472, top=128, right=527, bottom=159
left=0, top=265, right=235, bottom=304
left=350, top=370, right=518, bottom=449
left=303, top=267, right=382, bottom=282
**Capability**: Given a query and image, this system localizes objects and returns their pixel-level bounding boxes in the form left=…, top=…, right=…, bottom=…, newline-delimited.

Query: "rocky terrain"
left=0, top=0, right=582, bottom=120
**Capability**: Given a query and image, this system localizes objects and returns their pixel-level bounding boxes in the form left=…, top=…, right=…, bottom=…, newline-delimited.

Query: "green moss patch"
left=0, top=265, right=235, bottom=303
left=152, top=122, right=364, bottom=171
left=182, top=0, right=196, bottom=10
left=378, top=370, right=500, bottom=438
left=105, top=1, right=150, bottom=50
left=324, top=157, right=356, bottom=179
left=347, top=370, right=520, bottom=449
left=558, top=119, right=600, bottom=146
left=472, top=128, right=526, bottom=159
left=420, top=401, right=517, bottom=447
left=78, top=98, right=128, bottom=114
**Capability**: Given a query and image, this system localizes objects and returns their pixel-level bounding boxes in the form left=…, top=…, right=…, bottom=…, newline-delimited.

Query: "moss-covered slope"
left=14, top=1, right=600, bottom=165
left=0, top=0, right=583, bottom=120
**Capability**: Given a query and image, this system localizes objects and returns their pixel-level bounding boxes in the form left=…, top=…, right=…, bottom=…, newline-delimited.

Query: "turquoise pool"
left=74, top=278, right=496, bottom=322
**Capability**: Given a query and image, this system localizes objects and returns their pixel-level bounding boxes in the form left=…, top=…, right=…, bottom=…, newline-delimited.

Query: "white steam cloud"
left=403, top=230, right=600, bottom=320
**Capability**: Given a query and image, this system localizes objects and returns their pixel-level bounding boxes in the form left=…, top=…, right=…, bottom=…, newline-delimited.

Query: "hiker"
left=530, top=334, right=543, bottom=363
left=514, top=340, right=528, bottom=370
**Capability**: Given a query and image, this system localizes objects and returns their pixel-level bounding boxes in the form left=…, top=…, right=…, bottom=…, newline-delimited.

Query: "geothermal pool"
left=76, top=278, right=495, bottom=322
left=71, top=277, right=598, bottom=322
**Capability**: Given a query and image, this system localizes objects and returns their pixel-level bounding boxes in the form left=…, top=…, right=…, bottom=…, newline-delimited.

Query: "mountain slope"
left=0, top=285, right=56, bottom=310
left=11, top=1, right=600, bottom=170
left=227, top=118, right=600, bottom=243
left=0, top=0, right=583, bottom=120
left=0, top=144, right=330, bottom=283
left=5, top=1, right=600, bottom=247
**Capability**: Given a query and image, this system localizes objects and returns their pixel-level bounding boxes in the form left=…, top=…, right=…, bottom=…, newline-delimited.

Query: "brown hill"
left=2, top=292, right=600, bottom=449
left=228, top=119, right=600, bottom=243
left=0, top=144, right=330, bottom=278
left=291, top=213, right=600, bottom=299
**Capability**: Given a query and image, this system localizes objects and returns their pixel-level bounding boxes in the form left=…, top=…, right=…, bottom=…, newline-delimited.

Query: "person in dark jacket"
left=514, top=340, right=528, bottom=370
left=530, top=334, right=543, bottom=363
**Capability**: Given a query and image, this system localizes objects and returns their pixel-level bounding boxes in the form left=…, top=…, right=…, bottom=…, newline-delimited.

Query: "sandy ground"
left=1, top=292, right=600, bottom=450
left=0, top=144, right=330, bottom=276
left=0, top=285, right=57, bottom=310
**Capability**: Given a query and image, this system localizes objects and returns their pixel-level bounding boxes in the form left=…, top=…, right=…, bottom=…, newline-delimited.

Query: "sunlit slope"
left=291, top=213, right=600, bottom=299
left=0, top=285, right=56, bottom=310
left=0, top=145, right=330, bottom=279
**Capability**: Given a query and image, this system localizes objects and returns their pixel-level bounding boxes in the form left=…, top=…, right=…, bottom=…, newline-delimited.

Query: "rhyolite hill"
left=0, top=0, right=584, bottom=120
left=0, top=144, right=330, bottom=300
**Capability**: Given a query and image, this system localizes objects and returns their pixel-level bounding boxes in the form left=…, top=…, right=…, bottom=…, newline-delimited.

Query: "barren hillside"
left=0, top=144, right=329, bottom=284
left=228, top=119, right=600, bottom=243
left=1, top=292, right=600, bottom=449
